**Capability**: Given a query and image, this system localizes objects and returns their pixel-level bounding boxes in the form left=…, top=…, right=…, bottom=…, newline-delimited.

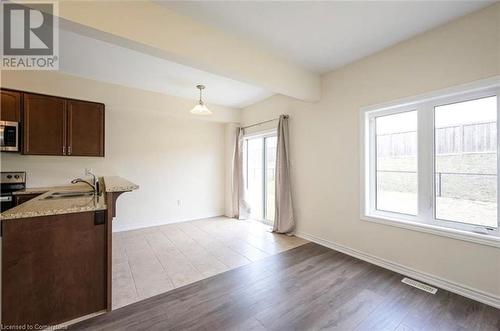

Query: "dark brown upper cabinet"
left=1, top=89, right=21, bottom=122
left=22, top=92, right=105, bottom=157
left=23, top=93, right=66, bottom=156
left=67, top=100, right=104, bottom=157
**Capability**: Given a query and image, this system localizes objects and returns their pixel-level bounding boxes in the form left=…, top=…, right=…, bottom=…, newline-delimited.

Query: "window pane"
left=265, top=136, right=277, bottom=222
left=435, top=96, right=498, bottom=227
left=376, top=111, right=418, bottom=215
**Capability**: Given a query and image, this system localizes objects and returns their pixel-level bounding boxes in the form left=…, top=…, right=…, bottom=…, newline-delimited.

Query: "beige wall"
left=242, top=4, right=500, bottom=297
left=1, top=71, right=239, bottom=231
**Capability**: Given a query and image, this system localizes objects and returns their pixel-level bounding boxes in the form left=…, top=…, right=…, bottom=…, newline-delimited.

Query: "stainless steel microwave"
left=0, top=121, right=19, bottom=152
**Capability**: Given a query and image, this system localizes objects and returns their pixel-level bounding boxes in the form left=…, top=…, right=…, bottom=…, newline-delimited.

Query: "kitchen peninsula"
left=1, top=176, right=138, bottom=328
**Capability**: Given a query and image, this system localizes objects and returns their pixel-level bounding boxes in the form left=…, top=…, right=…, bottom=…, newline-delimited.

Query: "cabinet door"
left=23, top=93, right=66, bottom=155
left=67, top=100, right=104, bottom=157
left=0, top=89, right=21, bottom=122
left=2, top=212, right=107, bottom=327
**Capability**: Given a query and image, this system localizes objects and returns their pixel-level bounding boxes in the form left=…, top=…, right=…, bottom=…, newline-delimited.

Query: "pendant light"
left=190, top=84, right=212, bottom=115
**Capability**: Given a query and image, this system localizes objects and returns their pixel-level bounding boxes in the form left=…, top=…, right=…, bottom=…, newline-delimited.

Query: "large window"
left=363, top=82, right=500, bottom=243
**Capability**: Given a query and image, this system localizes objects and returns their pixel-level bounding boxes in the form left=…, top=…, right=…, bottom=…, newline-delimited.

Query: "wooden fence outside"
left=377, top=121, right=496, bottom=157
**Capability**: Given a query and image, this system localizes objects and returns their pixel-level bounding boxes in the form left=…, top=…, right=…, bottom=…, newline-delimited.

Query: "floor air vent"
left=401, top=277, right=438, bottom=294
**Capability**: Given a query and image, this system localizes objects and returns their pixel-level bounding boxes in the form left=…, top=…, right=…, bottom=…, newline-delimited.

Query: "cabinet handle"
left=68, top=146, right=72, bottom=155
left=63, top=146, right=66, bottom=155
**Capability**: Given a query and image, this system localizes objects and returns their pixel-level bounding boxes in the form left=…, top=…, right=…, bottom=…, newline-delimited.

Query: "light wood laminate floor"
left=112, top=217, right=308, bottom=308
left=73, top=242, right=499, bottom=331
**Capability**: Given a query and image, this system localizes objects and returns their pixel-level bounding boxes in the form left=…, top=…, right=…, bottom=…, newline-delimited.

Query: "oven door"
left=0, top=121, right=19, bottom=152
left=0, top=195, right=14, bottom=212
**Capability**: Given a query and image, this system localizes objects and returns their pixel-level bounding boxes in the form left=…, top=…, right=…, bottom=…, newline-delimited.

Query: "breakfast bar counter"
left=1, top=176, right=139, bottom=329
left=0, top=176, right=138, bottom=220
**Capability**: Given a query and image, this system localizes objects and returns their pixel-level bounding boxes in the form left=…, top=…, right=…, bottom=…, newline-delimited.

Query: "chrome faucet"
left=71, top=169, right=100, bottom=195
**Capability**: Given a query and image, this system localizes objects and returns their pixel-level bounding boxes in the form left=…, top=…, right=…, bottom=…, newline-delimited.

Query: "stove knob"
left=14, top=175, right=19, bottom=179
left=6, top=175, right=12, bottom=179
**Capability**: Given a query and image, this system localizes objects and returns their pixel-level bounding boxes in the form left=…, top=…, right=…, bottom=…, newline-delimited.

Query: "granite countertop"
left=1, top=176, right=139, bottom=221
left=102, top=176, right=139, bottom=193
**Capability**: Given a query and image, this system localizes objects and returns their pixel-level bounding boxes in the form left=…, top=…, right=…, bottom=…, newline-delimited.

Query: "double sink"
left=43, top=191, right=95, bottom=200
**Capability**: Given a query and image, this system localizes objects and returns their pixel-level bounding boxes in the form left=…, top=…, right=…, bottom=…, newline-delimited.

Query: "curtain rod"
left=241, top=115, right=288, bottom=130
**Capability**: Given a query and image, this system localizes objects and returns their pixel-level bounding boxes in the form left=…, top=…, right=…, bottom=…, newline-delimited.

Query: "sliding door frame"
left=244, top=129, right=277, bottom=223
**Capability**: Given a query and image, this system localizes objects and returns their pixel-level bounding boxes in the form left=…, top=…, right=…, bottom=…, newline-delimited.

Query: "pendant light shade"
left=190, top=85, right=212, bottom=115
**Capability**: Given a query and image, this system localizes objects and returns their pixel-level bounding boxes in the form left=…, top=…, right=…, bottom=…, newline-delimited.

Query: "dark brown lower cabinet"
left=1, top=211, right=107, bottom=327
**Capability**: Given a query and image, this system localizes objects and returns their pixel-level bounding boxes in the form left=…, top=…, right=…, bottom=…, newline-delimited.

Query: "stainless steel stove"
left=1, top=172, right=26, bottom=212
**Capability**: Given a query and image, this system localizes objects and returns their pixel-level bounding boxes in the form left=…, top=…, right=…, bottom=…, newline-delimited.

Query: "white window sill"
left=362, top=213, right=500, bottom=248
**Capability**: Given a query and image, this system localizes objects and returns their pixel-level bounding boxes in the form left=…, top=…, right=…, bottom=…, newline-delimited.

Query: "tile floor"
left=112, top=217, right=308, bottom=309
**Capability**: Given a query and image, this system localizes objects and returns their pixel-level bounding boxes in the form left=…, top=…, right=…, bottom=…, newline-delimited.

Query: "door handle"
left=0, top=126, right=4, bottom=147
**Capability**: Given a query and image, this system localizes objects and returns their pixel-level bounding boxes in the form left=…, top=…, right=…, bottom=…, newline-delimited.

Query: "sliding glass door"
left=246, top=137, right=264, bottom=219
left=245, top=133, right=277, bottom=223
left=265, top=136, right=277, bottom=222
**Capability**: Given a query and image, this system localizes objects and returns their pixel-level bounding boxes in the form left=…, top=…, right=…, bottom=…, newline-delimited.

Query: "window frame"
left=360, top=77, right=500, bottom=248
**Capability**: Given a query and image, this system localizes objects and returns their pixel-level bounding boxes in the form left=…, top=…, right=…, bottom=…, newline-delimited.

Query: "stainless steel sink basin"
left=43, top=191, right=95, bottom=199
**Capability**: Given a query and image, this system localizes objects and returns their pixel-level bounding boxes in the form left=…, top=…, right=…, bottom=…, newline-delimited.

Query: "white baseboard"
left=295, top=231, right=500, bottom=309
left=113, top=213, right=225, bottom=232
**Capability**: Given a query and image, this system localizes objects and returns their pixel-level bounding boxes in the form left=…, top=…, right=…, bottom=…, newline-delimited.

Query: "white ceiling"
left=59, top=28, right=273, bottom=109
left=161, top=1, right=495, bottom=74
left=57, top=1, right=495, bottom=109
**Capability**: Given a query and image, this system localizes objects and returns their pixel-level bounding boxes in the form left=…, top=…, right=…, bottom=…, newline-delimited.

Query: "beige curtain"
left=232, top=127, right=251, bottom=219
left=273, top=115, right=295, bottom=233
